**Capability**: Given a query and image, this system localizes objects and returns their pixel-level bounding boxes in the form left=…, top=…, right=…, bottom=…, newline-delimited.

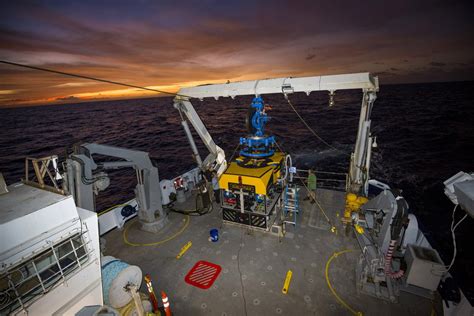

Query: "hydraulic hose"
left=384, top=239, right=405, bottom=279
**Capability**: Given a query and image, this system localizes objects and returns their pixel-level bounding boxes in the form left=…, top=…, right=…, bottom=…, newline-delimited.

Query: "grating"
left=184, top=260, right=222, bottom=289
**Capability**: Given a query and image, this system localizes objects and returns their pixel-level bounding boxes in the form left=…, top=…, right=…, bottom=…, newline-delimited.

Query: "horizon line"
left=1, top=77, right=472, bottom=110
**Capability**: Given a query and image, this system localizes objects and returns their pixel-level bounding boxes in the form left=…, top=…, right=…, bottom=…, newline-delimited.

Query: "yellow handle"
left=355, top=224, right=364, bottom=234
left=176, top=241, right=192, bottom=259
left=282, top=270, right=293, bottom=294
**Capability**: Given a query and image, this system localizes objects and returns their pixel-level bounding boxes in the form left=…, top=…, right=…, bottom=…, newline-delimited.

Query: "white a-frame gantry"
left=174, top=72, right=379, bottom=195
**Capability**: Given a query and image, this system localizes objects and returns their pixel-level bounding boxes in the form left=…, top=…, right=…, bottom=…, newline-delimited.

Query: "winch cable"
left=282, top=94, right=368, bottom=184
left=297, top=170, right=334, bottom=229
left=1, top=60, right=219, bottom=217
left=0, top=60, right=192, bottom=98
left=227, top=142, right=242, bottom=162
left=432, top=204, right=468, bottom=275
left=274, top=140, right=336, bottom=231
left=3, top=59, right=336, bottom=229
left=283, top=94, right=351, bottom=157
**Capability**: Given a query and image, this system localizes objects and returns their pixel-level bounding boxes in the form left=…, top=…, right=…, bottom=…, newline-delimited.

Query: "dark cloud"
left=1, top=0, right=473, bottom=106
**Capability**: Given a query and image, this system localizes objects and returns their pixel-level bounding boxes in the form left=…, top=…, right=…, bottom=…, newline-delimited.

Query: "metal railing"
left=0, top=230, right=93, bottom=314
left=293, top=169, right=349, bottom=192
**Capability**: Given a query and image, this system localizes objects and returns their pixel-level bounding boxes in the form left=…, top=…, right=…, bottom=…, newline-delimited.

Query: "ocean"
left=1, top=81, right=473, bottom=302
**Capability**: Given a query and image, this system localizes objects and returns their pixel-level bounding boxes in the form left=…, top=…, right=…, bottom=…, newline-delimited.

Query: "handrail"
left=295, top=168, right=349, bottom=192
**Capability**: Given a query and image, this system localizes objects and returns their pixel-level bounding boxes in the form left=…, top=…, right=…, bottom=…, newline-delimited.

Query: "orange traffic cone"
left=144, top=274, right=159, bottom=313
left=161, top=291, right=171, bottom=316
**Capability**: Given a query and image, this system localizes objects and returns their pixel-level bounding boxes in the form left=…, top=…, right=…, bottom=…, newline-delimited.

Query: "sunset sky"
left=1, top=0, right=473, bottom=107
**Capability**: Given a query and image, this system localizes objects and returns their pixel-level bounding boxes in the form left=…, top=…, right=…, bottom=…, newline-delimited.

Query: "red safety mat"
left=184, top=260, right=222, bottom=289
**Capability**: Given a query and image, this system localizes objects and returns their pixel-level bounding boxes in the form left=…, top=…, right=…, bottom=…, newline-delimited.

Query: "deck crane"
left=173, top=97, right=227, bottom=176
left=174, top=72, right=379, bottom=196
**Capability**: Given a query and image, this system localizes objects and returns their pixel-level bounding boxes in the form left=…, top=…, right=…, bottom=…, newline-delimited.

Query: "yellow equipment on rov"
left=219, top=151, right=285, bottom=196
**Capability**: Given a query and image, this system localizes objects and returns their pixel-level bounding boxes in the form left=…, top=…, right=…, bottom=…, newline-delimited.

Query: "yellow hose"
left=123, top=215, right=190, bottom=247
left=325, top=249, right=363, bottom=316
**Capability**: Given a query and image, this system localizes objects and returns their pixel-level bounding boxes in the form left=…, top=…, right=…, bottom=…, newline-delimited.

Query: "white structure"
left=176, top=72, right=379, bottom=195
left=0, top=183, right=102, bottom=315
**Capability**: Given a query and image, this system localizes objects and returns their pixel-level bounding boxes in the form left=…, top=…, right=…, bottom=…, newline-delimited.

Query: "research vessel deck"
left=2, top=72, right=472, bottom=315
left=103, top=187, right=443, bottom=315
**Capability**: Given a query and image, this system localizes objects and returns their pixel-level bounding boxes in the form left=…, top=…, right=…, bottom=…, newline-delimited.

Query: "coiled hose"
left=384, top=239, right=405, bottom=279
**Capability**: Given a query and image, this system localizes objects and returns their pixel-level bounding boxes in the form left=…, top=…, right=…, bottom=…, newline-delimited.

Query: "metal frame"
left=222, top=191, right=281, bottom=231
left=178, top=73, right=378, bottom=99
left=23, top=156, right=65, bottom=195
left=176, top=72, right=379, bottom=196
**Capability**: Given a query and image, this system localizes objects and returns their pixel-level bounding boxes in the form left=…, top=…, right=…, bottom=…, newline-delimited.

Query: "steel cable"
left=0, top=60, right=191, bottom=98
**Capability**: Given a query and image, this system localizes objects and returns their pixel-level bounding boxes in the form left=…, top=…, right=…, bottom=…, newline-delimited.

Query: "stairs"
left=283, top=183, right=299, bottom=227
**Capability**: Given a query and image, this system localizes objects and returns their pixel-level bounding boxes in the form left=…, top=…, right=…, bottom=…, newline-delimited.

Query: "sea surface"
left=1, top=81, right=473, bottom=302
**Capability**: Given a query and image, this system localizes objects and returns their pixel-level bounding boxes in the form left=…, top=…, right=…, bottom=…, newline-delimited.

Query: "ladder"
left=283, top=183, right=299, bottom=227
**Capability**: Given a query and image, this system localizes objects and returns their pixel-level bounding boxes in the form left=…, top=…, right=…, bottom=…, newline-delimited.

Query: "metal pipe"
left=181, top=119, right=203, bottom=167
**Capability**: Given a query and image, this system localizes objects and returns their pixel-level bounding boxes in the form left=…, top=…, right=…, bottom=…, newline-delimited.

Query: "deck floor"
left=104, top=188, right=441, bottom=316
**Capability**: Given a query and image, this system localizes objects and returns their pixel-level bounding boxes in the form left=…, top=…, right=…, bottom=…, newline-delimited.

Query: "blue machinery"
left=240, top=96, right=300, bottom=227
left=215, top=96, right=300, bottom=231
left=239, top=97, right=276, bottom=158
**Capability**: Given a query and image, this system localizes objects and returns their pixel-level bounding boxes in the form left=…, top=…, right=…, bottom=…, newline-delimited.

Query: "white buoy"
left=101, top=256, right=143, bottom=309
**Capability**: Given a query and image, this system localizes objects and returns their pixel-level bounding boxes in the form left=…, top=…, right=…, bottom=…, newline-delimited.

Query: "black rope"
left=227, top=142, right=241, bottom=162
left=0, top=60, right=191, bottom=98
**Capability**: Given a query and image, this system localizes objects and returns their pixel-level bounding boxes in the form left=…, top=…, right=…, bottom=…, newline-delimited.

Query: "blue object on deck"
left=210, top=228, right=219, bottom=242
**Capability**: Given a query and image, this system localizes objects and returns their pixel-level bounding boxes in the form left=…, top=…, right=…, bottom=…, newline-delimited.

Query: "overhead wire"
left=297, top=170, right=334, bottom=229
left=283, top=94, right=351, bottom=157
left=274, top=140, right=336, bottom=231
left=431, top=204, right=468, bottom=275
left=0, top=60, right=191, bottom=98
left=1, top=60, right=206, bottom=220
left=3, top=59, right=352, bottom=162
left=4, top=59, right=342, bottom=236
left=447, top=204, right=468, bottom=272
left=227, top=142, right=242, bottom=163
